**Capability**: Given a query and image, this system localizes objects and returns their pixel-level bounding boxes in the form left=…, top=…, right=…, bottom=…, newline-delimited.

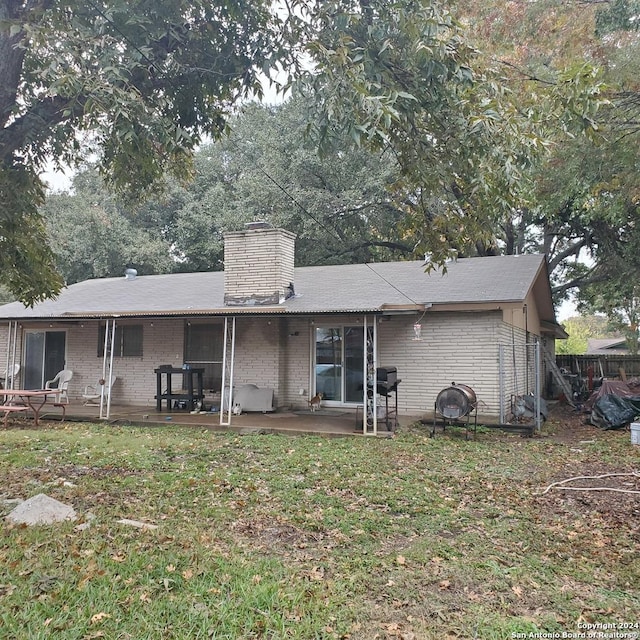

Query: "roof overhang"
left=7, top=307, right=405, bottom=322
left=541, top=320, right=569, bottom=339
left=380, top=303, right=429, bottom=315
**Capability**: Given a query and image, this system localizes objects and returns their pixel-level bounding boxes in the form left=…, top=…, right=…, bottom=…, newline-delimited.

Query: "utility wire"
left=83, top=0, right=423, bottom=307
left=227, top=128, right=422, bottom=306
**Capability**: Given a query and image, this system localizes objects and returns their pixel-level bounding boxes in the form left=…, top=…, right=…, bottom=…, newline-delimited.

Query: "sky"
left=557, top=297, right=577, bottom=322
left=43, top=163, right=73, bottom=192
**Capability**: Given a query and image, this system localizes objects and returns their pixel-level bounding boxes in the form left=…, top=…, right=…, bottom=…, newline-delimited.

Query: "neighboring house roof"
left=586, top=338, right=629, bottom=355
left=0, top=254, right=556, bottom=322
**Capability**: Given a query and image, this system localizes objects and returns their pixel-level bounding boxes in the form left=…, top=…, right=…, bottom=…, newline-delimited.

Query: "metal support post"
left=220, top=316, right=236, bottom=427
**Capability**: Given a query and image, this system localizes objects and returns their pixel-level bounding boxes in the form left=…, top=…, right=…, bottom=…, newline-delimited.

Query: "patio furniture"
left=82, top=375, right=117, bottom=405
left=0, top=363, right=20, bottom=389
left=45, top=369, right=73, bottom=403
left=0, top=404, right=29, bottom=428
left=231, top=384, right=274, bottom=413
left=0, top=389, right=59, bottom=426
left=155, top=366, right=204, bottom=412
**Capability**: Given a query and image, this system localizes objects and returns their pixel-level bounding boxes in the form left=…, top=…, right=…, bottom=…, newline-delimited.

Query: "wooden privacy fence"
left=556, top=354, right=640, bottom=379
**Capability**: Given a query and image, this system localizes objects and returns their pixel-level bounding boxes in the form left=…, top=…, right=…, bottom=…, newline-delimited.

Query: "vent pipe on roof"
left=124, top=268, right=138, bottom=280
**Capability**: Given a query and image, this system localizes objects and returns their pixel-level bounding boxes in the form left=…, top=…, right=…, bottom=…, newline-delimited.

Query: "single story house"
left=0, top=224, right=566, bottom=431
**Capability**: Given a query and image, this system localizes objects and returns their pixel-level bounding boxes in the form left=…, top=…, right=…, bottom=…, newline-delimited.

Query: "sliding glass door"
left=23, top=331, right=67, bottom=390
left=314, top=326, right=364, bottom=404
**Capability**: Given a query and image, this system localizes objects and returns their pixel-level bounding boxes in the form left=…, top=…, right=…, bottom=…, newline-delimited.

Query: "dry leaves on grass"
left=89, top=612, right=110, bottom=625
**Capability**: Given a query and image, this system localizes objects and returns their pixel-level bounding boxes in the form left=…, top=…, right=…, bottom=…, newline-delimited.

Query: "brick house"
left=0, top=224, right=566, bottom=430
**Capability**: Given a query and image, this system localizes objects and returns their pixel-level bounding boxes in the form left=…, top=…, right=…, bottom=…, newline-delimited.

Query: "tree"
left=170, top=100, right=410, bottom=270
left=578, top=242, right=640, bottom=354
left=42, top=169, right=175, bottom=284
left=1, top=0, right=609, bottom=304
left=0, top=0, right=287, bottom=304
left=452, top=0, right=640, bottom=308
left=579, top=285, right=640, bottom=355
left=555, top=315, right=616, bottom=355
left=43, top=99, right=411, bottom=282
left=291, top=0, right=609, bottom=270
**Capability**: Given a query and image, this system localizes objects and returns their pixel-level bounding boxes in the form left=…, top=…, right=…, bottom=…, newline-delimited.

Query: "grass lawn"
left=1, top=407, right=639, bottom=639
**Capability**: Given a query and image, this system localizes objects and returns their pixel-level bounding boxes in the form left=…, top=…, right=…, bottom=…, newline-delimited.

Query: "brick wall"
left=66, top=319, right=184, bottom=405
left=0, top=311, right=540, bottom=418
left=231, top=317, right=282, bottom=403
left=223, top=227, right=296, bottom=306
left=279, top=317, right=313, bottom=408
left=377, top=311, right=503, bottom=416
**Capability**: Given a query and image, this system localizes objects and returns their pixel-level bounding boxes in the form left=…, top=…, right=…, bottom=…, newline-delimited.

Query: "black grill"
left=376, top=367, right=398, bottom=395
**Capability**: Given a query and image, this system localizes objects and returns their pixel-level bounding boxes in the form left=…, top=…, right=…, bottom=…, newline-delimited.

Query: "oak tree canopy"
left=0, top=0, right=616, bottom=306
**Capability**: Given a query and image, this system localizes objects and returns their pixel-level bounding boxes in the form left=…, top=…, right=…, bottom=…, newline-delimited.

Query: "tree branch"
left=495, top=58, right=557, bottom=86
left=552, top=269, right=608, bottom=297
left=326, top=239, right=413, bottom=260
left=547, top=237, right=588, bottom=273
left=0, top=95, right=82, bottom=163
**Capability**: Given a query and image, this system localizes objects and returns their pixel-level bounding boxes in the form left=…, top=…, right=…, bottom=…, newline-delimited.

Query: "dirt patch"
left=0, top=464, right=143, bottom=495
left=533, top=402, right=640, bottom=528
left=544, top=401, right=608, bottom=443
left=230, top=516, right=347, bottom=560
left=535, top=470, right=640, bottom=529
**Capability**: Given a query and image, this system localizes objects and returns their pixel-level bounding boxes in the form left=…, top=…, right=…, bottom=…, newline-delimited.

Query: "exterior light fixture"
left=413, top=322, right=422, bottom=341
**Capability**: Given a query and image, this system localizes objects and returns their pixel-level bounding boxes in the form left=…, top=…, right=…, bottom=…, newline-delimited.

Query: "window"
left=184, top=322, right=223, bottom=391
left=98, top=324, right=143, bottom=357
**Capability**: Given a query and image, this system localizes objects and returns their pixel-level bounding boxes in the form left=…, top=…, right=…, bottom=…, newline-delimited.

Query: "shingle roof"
left=0, top=254, right=550, bottom=320
left=586, top=338, right=628, bottom=355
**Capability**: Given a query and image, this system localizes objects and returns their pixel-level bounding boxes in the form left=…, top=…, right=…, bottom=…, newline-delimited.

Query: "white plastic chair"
left=82, top=375, right=116, bottom=405
left=45, top=369, right=73, bottom=403
left=0, top=363, right=20, bottom=389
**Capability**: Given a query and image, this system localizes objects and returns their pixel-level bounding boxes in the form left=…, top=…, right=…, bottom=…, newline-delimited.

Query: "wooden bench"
left=1, top=405, right=29, bottom=428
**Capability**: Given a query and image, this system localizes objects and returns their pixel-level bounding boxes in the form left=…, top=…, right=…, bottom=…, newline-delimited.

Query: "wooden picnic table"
left=0, top=389, right=65, bottom=426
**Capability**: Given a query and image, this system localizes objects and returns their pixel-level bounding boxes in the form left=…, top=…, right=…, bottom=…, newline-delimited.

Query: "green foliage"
left=170, top=100, right=409, bottom=268
left=291, top=0, right=609, bottom=266
left=291, top=0, right=499, bottom=263
left=43, top=99, right=411, bottom=281
left=42, top=169, right=176, bottom=283
left=0, top=284, right=14, bottom=304
left=455, top=0, right=639, bottom=311
left=0, top=0, right=286, bottom=303
left=0, top=162, right=64, bottom=305
left=0, top=0, right=629, bottom=306
left=580, top=277, right=640, bottom=355
left=595, top=0, right=640, bottom=34
left=555, top=315, right=615, bottom=355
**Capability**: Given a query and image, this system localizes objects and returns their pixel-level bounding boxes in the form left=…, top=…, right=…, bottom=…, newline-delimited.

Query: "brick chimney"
left=223, top=223, right=296, bottom=306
